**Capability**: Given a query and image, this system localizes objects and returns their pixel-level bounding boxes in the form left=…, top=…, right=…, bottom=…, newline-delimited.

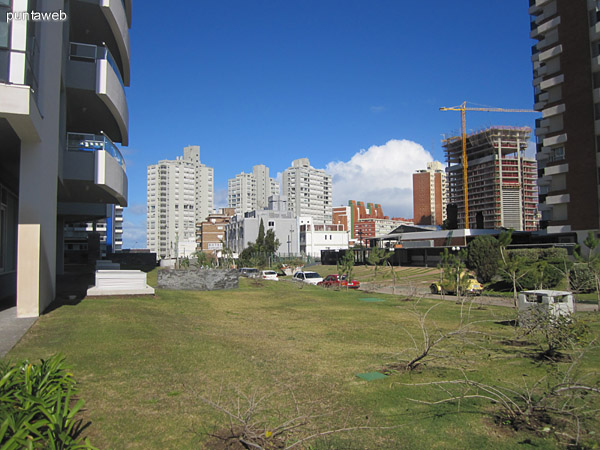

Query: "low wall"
left=157, top=269, right=239, bottom=291
left=108, top=252, right=157, bottom=272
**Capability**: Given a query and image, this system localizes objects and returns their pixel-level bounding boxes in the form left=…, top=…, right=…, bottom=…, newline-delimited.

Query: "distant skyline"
left=121, top=1, right=539, bottom=248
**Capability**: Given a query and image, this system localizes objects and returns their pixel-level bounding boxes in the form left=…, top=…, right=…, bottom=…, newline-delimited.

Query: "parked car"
left=239, top=268, right=259, bottom=278
left=317, top=274, right=360, bottom=289
left=430, top=273, right=483, bottom=296
left=260, top=270, right=279, bottom=281
left=292, top=271, right=323, bottom=285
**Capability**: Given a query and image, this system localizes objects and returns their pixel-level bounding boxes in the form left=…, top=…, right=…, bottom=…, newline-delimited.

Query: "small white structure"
left=299, top=222, right=349, bottom=258
left=517, top=290, right=574, bottom=320
left=87, top=270, right=155, bottom=296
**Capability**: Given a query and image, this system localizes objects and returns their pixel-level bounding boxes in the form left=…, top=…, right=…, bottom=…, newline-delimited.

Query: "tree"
left=337, top=250, right=355, bottom=291
left=367, top=247, right=388, bottom=282
left=498, top=230, right=529, bottom=308
left=439, top=248, right=469, bottom=302
left=581, top=231, right=600, bottom=310
left=256, top=219, right=265, bottom=250
left=264, top=229, right=280, bottom=255
left=466, top=235, right=500, bottom=283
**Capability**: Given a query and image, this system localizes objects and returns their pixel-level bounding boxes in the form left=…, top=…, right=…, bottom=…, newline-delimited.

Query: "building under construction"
left=443, top=127, right=538, bottom=231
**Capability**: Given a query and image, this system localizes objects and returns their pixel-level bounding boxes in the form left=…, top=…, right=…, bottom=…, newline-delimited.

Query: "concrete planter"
left=157, top=269, right=239, bottom=291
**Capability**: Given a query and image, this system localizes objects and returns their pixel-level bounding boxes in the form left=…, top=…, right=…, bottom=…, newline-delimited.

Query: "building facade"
left=228, top=164, right=279, bottom=214
left=530, top=0, right=600, bottom=239
left=225, top=196, right=300, bottom=256
left=147, top=146, right=214, bottom=259
left=413, top=161, right=447, bottom=226
left=443, top=127, right=538, bottom=231
left=299, top=222, right=348, bottom=258
left=196, top=208, right=235, bottom=257
left=0, top=0, right=132, bottom=316
left=282, top=158, right=332, bottom=223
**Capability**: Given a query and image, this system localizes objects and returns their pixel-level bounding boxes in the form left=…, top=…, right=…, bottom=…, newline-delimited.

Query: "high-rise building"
left=0, top=1, right=132, bottom=316
left=413, top=161, right=447, bottom=226
left=228, top=164, right=279, bottom=214
left=443, top=127, right=538, bottom=231
left=530, top=0, right=600, bottom=238
left=281, top=158, right=332, bottom=223
left=147, top=146, right=214, bottom=259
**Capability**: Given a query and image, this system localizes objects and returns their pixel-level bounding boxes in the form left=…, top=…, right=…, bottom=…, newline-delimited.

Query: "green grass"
left=3, top=272, right=600, bottom=449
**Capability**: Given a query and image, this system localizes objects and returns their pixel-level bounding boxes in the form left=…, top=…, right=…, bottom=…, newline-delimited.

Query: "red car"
left=318, top=274, right=360, bottom=289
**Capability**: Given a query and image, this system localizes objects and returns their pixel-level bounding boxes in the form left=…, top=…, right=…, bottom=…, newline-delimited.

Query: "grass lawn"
left=4, top=271, right=600, bottom=449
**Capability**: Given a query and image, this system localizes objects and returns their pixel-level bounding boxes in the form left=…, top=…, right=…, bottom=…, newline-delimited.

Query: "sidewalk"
left=0, top=307, right=37, bottom=358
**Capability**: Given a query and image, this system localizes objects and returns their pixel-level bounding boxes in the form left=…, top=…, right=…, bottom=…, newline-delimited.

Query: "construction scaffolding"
left=443, top=126, right=538, bottom=231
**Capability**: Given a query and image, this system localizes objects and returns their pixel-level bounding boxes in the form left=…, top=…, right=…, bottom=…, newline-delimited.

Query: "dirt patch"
left=500, top=339, right=534, bottom=347
left=203, top=426, right=285, bottom=450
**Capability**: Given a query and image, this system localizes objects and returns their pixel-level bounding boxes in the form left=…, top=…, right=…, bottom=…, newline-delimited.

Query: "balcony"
left=66, top=43, right=129, bottom=145
left=70, top=0, right=130, bottom=86
left=59, top=132, right=127, bottom=208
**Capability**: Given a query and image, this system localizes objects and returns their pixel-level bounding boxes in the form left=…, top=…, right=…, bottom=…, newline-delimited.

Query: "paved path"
left=358, top=282, right=599, bottom=312
left=0, top=307, right=37, bottom=358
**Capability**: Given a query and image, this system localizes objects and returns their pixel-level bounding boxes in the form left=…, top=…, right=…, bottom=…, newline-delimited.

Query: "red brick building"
left=413, top=161, right=447, bottom=226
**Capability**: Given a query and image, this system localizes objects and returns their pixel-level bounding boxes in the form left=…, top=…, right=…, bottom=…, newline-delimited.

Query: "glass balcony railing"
left=67, top=132, right=126, bottom=170
left=69, top=42, right=124, bottom=87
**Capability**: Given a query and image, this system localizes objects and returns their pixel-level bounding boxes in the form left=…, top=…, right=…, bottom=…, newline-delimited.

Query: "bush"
left=570, top=264, right=596, bottom=293
left=467, top=235, right=501, bottom=283
left=506, top=248, right=568, bottom=290
left=0, top=354, right=96, bottom=449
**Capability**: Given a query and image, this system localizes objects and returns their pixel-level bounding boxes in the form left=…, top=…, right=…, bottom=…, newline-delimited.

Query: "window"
left=268, top=221, right=274, bottom=227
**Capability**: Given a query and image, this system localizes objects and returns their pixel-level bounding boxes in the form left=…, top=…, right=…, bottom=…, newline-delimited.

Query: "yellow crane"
left=440, top=101, right=536, bottom=229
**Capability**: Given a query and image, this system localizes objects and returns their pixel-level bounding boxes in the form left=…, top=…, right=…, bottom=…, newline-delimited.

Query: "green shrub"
left=506, top=248, right=568, bottom=290
left=570, top=264, right=596, bottom=293
left=0, top=354, right=96, bottom=449
left=467, top=235, right=501, bottom=283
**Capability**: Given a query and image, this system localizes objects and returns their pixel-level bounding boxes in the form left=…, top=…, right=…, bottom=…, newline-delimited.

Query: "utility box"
left=517, top=290, right=574, bottom=324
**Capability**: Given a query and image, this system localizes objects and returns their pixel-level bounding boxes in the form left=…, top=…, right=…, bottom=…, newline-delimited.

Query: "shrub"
left=467, top=235, right=501, bottom=283
left=506, top=248, right=568, bottom=290
left=0, top=354, right=96, bottom=449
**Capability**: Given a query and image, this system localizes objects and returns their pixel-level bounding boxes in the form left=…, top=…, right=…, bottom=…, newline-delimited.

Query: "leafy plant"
left=467, top=235, right=501, bottom=283
left=0, top=354, right=96, bottom=449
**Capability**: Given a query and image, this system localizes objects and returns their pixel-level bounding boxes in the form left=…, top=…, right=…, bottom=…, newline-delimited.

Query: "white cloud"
left=326, top=139, right=434, bottom=218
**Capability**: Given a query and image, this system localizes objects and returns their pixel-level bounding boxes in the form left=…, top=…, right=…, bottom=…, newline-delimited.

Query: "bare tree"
left=195, top=385, right=399, bottom=449
left=403, top=341, right=600, bottom=447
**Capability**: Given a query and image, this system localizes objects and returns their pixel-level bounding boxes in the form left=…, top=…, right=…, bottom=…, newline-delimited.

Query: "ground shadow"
left=44, top=271, right=95, bottom=314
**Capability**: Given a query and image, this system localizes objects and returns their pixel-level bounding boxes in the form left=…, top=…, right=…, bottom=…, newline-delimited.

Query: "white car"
left=260, top=270, right=279, bottom=281
left=292, top=271, right=323, bottom=285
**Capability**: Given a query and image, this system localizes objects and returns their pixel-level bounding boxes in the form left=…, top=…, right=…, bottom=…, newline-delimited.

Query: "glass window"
left=0, top=6, right=10, bottom=49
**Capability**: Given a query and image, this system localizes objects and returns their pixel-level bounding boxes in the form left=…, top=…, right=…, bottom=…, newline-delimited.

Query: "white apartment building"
left=299, top=219, right=349, bottom=258
left=282, top=158, right=332, bottom=223
left=226, top=196, right=300, bottom=256
left=228, top=164, right=279, bottom=214
left=0, top=0, right=132, bottom=317
left=147, top=146, right=214, bottom=259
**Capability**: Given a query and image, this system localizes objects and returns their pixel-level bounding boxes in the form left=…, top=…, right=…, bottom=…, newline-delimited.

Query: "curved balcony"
left=60, top=132, right=128, bottom=208
left=70, top=0, right=130, bottom=86
left=66, top=43, right=129, bottom=145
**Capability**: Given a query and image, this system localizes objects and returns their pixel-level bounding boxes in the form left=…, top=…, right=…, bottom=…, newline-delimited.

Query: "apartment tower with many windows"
left=0, top=0, right=132, bottom=316
left=530, top=0, right=600, bottom=238
left=413, top=161, right=448, bottom=226
left=281, top=158, right=332, bottom=223
left=227, top=164, right=279, bottom=214
left=147, top=146, right=214, bottom=259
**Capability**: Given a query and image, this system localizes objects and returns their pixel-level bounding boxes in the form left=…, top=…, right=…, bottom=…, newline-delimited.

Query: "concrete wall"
left=157, top=268, right=239, bottom=291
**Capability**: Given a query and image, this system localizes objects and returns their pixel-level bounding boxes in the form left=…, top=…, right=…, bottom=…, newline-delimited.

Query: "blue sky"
left=121, top=0, right=539, bottom=248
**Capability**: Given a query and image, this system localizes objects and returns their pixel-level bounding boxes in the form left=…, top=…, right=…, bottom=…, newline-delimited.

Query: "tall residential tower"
left=530, top=0, right=600, bottom=238
left=227, top=164, right=279, bottom=214
left=147, top=146, right=214, bottom=259
left=413, top=161, right=448, bottom=226
left=281, top=158, right=332, bottom=223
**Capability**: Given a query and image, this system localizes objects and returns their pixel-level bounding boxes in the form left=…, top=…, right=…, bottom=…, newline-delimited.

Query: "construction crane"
left=440, top=101, right=536, bottom=229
